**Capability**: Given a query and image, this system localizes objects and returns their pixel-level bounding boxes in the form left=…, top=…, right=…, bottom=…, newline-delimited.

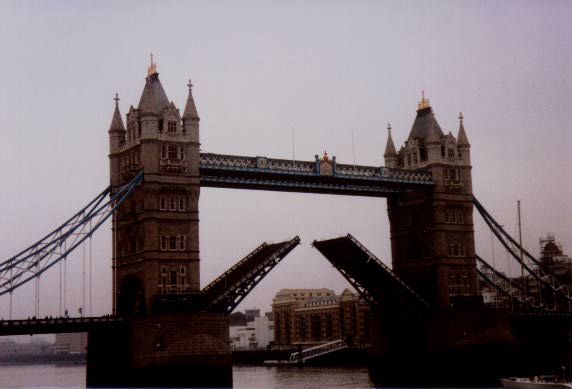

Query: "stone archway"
left=117, top=274, right=146, bottom=316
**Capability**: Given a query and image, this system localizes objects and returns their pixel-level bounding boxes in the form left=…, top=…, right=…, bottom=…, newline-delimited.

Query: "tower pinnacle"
left=147, top=53, right=157, bottom=76
left=457, top=111, right=470, bottom=147
left=182, top=77, right=200, bottom=121
left=384, top=122, right=397, bottom=158
left=109, top=93, right=126, bottom=133
left=417, top=90, right=431, bottom=111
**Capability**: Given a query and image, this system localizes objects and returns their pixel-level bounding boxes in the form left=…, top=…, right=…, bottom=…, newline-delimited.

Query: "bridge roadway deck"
left=199, top=153, right=434, bottom=197
left=0, top=316, right=124, bottom=336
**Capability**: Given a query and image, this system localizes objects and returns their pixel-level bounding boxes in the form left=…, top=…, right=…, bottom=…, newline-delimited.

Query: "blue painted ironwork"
left=199, top=153, right=433, bottom=196
left=0, top=171, right=144, bottom=296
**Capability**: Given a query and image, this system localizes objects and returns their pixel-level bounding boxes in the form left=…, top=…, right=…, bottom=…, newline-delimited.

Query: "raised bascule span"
left=312, top=234, right=429, bottom=312
left=203, top=236, right=301, bottom=313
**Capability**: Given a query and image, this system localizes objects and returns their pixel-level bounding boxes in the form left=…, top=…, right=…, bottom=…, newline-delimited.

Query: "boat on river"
left=501, top=376, right=572, bottom=389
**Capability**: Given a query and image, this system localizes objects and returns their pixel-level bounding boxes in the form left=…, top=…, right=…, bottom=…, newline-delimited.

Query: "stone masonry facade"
left=384, top=94, right=478, bottom=307
left=108, top=60, right=201, bottom=316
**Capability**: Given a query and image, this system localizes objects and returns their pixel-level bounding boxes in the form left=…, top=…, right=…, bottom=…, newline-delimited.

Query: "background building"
left=527, top=234, right=571, bottom=310
left=229, top=309, right=274, bottom=350
left=480, top=234, right=571, bottom=310
left=54, top=333, right=88, bottom=354
left=272, top=288, right=370, bottom=346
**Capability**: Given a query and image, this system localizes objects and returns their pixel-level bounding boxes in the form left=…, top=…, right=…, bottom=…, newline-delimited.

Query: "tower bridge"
left=0, top=59, right=569, bottom=388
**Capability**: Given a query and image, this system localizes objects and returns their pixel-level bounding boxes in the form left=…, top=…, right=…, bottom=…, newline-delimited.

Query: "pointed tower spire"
left=108, top=93, right=126, bottom=154
left=109, top=93, right=126, bottom=132
left=417, top=90, right=431, bottom=111
left=182, top=79, right=200, bottom=121
left=141, top=78, right=159, bottom=116
left=384, top=123, right=397, bottom=157
left=457, top=112, right=470, bottom=147
left=426, top=118, right=441, bottom=145
left=384, top=123, right=398, bottom=168
left=147, top=53, right=157, bottom=76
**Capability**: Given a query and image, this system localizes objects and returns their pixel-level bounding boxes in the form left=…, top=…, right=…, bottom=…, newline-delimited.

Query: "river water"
left=0, top=364, right=374, bottom=388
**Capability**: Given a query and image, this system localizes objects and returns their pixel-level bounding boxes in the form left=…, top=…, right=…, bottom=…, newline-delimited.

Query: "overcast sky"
left=0, top=1, right=570, bottom=319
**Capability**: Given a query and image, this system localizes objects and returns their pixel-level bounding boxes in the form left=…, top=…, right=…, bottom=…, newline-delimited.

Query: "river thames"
left=0, top=364, right=373, bottom=388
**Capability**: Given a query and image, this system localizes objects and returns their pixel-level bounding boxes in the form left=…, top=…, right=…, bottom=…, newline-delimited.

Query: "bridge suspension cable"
left=476, top=255, right=540, bottom=311
left=473, top=197, right=571, bottom=306
left=0, top=172, right=143, bottom=298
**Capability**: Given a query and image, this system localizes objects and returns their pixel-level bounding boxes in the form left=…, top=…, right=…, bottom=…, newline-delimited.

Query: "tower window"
left=170, top=268, right=177, bottom=286
left=178, top=236, right=186, bottom=250
left=448, top=242, right=466, bottom=257
left=177, top=146, right=185, bottom=160
left=159, top=196, right=166, bottom=210
left=448, top=148, right=455, bottom=159
left=169, top=197, right=177, bottom=211
left=167, top=120, right=177, bottom=133
left=161, top=145, right=167, bottom=159
left=168, top=146, right=177, bottom=159
left=169, top=236, right=177, bottom=250
left=179, top=197, right=185, bottom=211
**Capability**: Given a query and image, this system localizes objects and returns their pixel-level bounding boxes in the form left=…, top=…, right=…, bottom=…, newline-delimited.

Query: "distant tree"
left=229, top=311, right=247, bottom=326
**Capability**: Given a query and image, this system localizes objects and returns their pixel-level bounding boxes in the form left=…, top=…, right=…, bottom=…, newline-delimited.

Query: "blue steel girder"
left=203, top=236, right=300, bottom=313
left=199, top=153, right=433, bottom=197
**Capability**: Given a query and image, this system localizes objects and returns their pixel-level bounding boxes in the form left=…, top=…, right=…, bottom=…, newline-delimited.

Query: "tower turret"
left=182, top=79, right=200, bottom=144
left=384, top=123, right=398, bottom=168
left=137, top=55, right=172, bottom=140
left=108, top=93, right=126, bottom=153
left=456, top=112, right=471, bottom=165
left=426, top=119, right=442, bottom=163
left=387, top=94, right=478, bottom=307
left=108, top=93, right=125, bottom=188
left=110, top=61, right=202, bottom=316
left=140, top=79, right=160, bottom=139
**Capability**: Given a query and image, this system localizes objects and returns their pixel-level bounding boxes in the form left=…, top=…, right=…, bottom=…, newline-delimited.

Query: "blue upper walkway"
left=199, top=153, right=433, bottom=197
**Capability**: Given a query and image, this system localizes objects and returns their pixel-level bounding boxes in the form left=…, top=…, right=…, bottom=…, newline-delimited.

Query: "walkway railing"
left=288, top=340, right=348, bottom=363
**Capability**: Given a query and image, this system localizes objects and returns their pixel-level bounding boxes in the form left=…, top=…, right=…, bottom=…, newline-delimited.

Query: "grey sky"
left=0, top=1, right=570, bottom=317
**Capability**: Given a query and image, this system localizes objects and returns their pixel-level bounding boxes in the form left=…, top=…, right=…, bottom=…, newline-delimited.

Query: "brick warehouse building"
left=272, top=288, right=370, bottom=346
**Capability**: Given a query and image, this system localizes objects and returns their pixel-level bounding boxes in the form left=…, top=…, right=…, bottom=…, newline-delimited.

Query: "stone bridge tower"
left=108, top=58, right=201, bottom=315
left=384, top=93, right=478, bottom=307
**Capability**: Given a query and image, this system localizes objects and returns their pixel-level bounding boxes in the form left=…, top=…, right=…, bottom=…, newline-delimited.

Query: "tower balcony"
left=444, top=181, right=464, bottom=193
left=160, top=158, right=189, bottom=173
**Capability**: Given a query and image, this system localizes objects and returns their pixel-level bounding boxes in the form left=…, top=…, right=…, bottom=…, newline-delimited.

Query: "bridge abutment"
left=87, top=312, right=231, bottom=388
